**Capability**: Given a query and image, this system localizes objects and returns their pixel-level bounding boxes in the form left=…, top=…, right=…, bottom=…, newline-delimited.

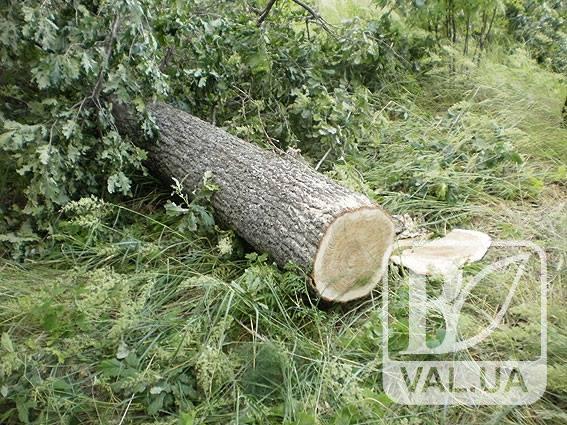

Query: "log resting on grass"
left=116, top=102, right=394, bottom=302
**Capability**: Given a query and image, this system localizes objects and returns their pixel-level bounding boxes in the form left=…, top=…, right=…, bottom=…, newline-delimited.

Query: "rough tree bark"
left=115, top=102, right=394, bottom=302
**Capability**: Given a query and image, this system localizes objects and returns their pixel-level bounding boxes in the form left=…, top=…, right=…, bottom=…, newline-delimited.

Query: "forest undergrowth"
left=0, top=1, right=566, bottom=424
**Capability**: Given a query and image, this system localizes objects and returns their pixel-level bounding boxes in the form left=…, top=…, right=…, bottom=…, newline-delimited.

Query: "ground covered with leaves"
left=1, top=1, right=566, bottom=424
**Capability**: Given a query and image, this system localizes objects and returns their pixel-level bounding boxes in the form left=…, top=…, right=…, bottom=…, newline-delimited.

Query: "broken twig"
left=257, top=0, right=278, bottom=26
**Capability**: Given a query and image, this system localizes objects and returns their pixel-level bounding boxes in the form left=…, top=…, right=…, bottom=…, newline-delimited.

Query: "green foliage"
left=0, top=1, right=566, bottom=424
left=0, top=0, right=433, bottom=255
left=506, top=0, right=567, bottom=74
left=0, top=0, right=167, bottom=239
left=1, top=189, right=566, bottom=424
left=159, top=2, right=432, bottom=159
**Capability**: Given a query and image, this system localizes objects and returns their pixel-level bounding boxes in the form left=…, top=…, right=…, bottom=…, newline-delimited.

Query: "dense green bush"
left=0, top=0, right=433, bottom=255
left=0, top=0, right=562, bottom=250
left=506, top=0, right=567, bottom=74
left=0, top=0, right=168, bottom=241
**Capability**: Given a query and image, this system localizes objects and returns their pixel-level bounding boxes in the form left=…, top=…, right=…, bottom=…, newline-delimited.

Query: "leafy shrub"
left=0, top=0, right=168, bottom=246
left=0, top=0, right=433, bottom=256
left=506, top=0, right=567, bottom=74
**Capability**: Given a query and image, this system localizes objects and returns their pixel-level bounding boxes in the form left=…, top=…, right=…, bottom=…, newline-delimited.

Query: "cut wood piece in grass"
left=391, top=229, right=492, bottom=276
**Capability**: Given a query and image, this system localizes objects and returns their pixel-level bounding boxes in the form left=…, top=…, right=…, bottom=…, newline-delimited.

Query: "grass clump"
left=1, top=2, right=566, bottom=424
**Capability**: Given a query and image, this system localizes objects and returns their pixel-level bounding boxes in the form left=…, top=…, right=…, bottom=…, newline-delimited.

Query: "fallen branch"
left=257, top=0, right=278, bottom=26
left=257, top=0, right=334, bottom=35
left=114, top=102, right=395, bottom=302
left=72, top=13, right=121, bottom=113
left=92, top=14, right=121, bottom=103
left=291, top=0, right=333, bottom=34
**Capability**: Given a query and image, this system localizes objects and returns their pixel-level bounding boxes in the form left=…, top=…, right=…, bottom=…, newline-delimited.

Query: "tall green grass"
left=1, top=47, right=566, bottom=425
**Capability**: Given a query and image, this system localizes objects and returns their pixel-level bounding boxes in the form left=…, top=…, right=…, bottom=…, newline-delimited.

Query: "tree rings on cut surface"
left=313, top=206, right=394, bottom=302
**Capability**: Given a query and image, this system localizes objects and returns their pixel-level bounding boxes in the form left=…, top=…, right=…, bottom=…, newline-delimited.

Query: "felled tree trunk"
left=116, top=102, right=394, bottom=302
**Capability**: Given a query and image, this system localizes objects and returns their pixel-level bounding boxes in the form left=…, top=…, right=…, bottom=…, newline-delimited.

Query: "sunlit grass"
left=1, top=44, right=566, bottom=425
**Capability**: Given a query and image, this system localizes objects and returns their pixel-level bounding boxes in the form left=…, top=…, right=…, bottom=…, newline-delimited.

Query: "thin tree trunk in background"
left=464, top=14, right=471, bottom=55
left=450, top=4, right=457, bottom=44
left=483, top=7, right=498, bottom=48
left=445, top=0, right=451, bottom=39
left=477, top=7, right=497, bottom=62
left=473, top=10, right=488, bottom=60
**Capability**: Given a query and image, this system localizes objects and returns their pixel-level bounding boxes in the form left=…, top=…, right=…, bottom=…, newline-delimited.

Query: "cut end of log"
left=312, top=207, right=395, bottom=302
